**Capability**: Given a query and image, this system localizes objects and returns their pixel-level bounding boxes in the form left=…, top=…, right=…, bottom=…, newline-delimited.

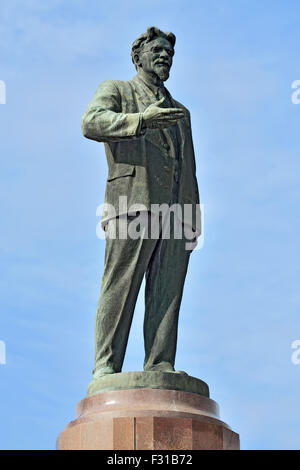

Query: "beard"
left=153, top=63, right=170, bottom=81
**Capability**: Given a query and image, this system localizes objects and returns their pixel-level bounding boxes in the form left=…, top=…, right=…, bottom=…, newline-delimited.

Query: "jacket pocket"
left=107, top=164, right=135, bottom=181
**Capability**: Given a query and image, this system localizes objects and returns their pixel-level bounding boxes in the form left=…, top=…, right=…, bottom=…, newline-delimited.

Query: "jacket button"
left=163, top=143, right=170, bottom=151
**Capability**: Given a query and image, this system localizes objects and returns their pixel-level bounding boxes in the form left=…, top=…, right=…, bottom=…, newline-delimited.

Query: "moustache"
left=155, top=61, right=171, bottom=68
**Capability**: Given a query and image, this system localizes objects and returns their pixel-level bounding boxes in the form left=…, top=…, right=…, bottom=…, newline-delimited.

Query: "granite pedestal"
left=57, top=372, right=239, bottom=450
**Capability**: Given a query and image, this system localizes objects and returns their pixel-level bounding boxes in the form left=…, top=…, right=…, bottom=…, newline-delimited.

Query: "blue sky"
left=0, top=0, right=300, bottom=450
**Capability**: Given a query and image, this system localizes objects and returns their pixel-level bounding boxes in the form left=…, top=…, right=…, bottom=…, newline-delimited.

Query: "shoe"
left=144, top=362, right=174, bottom=372
left=93, top=365, right=117, bottom=380
left=144, top=362, right=188, bottom=374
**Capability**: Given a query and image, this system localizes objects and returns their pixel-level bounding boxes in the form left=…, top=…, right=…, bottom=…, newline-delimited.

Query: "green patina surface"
left=87, top=371, right=209, bottom=398
left=82, top=27, right=202, bottom=392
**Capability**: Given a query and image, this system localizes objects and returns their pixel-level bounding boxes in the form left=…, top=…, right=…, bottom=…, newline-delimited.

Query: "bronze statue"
left=82, top=26, right=200, bottom=381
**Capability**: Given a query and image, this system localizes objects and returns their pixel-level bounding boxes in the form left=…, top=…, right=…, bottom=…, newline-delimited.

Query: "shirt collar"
left=135, top=71, right=165, bottom=97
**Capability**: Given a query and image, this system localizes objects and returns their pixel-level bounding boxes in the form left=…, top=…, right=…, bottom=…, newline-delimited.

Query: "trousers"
left=93, top=211, right=192, bottom=376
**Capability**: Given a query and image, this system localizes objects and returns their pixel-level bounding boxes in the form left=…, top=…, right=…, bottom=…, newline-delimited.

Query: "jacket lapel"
left=129, top=76, right=188, bottom=159
left=130, top=76, right=171, bottom=153
left=130, top=76, right=154, bottom=110
left=166, top=90, right=187, bottom=152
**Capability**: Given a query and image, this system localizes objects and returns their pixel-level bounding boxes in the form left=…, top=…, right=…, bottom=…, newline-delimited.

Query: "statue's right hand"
left=142, top=97, right=185, bottom=129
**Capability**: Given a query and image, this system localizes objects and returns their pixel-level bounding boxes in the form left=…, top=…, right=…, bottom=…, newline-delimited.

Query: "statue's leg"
left=143, top=218, right=191, bottom=372
left=93, top=214, right=156, bottom=378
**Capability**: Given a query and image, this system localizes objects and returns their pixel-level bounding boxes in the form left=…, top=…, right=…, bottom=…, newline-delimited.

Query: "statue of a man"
left=82, top=26, right=200, bottom=380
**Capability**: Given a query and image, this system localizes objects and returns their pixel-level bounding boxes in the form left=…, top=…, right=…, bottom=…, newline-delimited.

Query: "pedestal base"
left=87, top=370, right=210, bottom=397
left=57, top=386, right=239, bottom=450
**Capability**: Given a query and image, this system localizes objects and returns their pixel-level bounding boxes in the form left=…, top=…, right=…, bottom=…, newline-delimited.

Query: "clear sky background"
left=0, top=0, right=299, bottom=450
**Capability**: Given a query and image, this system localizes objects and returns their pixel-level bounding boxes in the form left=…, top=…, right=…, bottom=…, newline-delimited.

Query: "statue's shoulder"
left=95, top=79, right=132, bottom=94
left=111, top=79, right=131, bottom=86
left=103, top=79, right=132, bottom=91
left=172, top=98, right=190, bottom=116
left=164, top=86, right=190, bottom=118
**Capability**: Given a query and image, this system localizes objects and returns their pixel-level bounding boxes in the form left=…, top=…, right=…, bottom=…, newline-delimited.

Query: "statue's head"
left=131, top=26, right=176, bottom=82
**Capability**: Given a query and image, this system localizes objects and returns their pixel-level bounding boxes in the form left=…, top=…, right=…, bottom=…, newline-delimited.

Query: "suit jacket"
left=81, top=74, right=200, bottom=232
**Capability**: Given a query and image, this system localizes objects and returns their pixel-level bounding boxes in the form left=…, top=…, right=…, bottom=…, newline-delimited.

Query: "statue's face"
left=137, top=37, right=174, bottom=82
